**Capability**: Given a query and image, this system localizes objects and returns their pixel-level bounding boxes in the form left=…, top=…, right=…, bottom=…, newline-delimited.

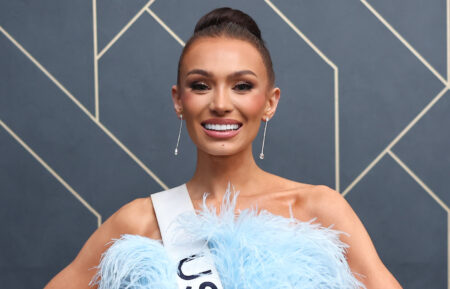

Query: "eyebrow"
left=186, top=69, right=257, bottom=78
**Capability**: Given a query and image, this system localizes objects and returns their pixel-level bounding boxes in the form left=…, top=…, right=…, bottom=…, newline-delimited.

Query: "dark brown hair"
left=176, top=7, right=275, bottom=89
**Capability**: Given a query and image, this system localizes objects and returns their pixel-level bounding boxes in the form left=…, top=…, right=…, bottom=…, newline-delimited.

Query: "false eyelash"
left=234, top=82, right=253, bottom=91
left=189, top=81, right=254, bottom=91
left=189, top=82, right=209, bottom=91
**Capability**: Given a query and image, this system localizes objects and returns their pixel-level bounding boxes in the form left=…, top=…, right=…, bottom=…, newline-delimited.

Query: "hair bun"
left=194, top=7, right=262, bottom=40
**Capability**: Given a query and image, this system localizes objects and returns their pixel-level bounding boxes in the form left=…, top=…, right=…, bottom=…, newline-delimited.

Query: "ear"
left=263, top=86, right=281, bottom=121
left=171, top=84, right=183, bottom=118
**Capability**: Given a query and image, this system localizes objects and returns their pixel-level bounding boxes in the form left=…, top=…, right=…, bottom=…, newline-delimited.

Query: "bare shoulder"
left=300, top=184, right=366, bottom=241
left=44, top=196, right=160, bottom=289
left=300, top=185, right=403, bottom=289
left=302, top=184, right=349, bottom=223
left=106, top=196, right=161, bottom=239
left=73, top=195, right=161, bottom=268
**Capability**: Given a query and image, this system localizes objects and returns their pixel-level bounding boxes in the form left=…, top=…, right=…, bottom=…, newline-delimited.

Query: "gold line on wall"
left=0, top=119, right=103, bottom=227
left=264, top=0, right=341, bottom=192
left=360, top=0, right=447, bottom=87
left=146, top=8, right=185, bottom=47
left=0, top=25, right=169, bottom=191
left=92, top=0, right=99, bottom=121
left=388, top=150, right=449, bottom=289
left=447, top=0, right=450, bottom=84
left=334, top=69, right=340, bottom=192
left=97, top=0, right=156, bottom=60
left=389, top=149, right=449, bottom=289
left=388, top=149, right=449, bottom=212
left=447, top=0, right=450, bottom=286
left=342, top=86, right=448, bottom=197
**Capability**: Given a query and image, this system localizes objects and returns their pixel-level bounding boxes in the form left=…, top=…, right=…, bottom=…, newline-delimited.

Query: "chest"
left=148, top=191, right=319, bottom=240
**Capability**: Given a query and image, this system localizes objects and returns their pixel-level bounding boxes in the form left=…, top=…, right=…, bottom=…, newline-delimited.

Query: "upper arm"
left=310, top=186, right=403, bottom=289
left=44, top=197, right=158, bottom=289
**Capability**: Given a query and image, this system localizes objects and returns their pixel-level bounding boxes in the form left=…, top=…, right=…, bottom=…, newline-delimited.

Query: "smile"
left=200, top=119, right=243, bottom=139
left=202, top=123, right=241, bottom=131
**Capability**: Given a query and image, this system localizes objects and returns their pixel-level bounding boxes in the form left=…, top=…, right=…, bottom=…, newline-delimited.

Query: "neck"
left=186, top=144, right=267, bottom=201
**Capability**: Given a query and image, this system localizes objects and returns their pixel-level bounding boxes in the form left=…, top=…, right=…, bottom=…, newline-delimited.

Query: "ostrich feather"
left=90, top=183, right=367, bottom=289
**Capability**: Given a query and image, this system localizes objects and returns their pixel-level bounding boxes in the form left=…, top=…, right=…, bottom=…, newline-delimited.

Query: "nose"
left=209, top=86, right=233, bottom=115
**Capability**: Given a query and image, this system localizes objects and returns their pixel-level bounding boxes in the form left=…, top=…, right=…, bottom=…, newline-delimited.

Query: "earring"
left=259, top=116, right=269, bottom=159
left=174, top=114, right=183, bottom=156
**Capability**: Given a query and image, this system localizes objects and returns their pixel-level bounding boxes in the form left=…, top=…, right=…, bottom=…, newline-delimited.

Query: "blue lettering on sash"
left=178, top=253, right=219, bottom=289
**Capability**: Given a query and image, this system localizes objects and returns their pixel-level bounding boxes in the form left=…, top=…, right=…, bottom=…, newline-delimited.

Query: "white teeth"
left=204, top=123, right=240, bottom=131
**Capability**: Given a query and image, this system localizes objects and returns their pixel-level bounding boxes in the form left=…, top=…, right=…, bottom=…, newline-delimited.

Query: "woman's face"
left=172, top=36, right=280, bottom=157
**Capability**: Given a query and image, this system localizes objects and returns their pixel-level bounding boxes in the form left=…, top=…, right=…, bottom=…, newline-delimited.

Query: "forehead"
left=181, top=37, right=266, bottom=77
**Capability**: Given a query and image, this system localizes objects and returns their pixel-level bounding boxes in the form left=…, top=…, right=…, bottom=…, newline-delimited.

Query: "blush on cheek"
left=180, top=92, right=207, bottom=113
left=241, top=93, right=266, bottom=115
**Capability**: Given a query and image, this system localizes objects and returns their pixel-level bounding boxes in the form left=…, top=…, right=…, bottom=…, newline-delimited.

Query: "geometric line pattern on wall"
left=342, top=86, right=448, bottom=198
left=0, top=25, right=168, bottom=196
left=346, top=2, right=448, bottom=285
left=344, top=153, right=447, bottom=288
left=361, top=0, right=446, bottom=85
left=264, top=0, right=341, bottom=192
left=387, top=149, right=450, bottom=289
left=342, top=1, right=449, bottom=197
left=146, top=7, right=185, bottom=47
left=98, top=0, right=157, bottom=60
left=388, top=149, right=448, bottom=212
left=0, top=119, right=102, bottom=227
left=97, top=10, right=191, bottom=190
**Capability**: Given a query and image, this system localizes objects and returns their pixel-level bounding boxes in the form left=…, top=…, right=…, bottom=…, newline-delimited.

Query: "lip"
left=201, top=118, right=243, bottom=139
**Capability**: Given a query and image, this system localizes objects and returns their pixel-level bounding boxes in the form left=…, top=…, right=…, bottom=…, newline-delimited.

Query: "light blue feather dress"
left=90, top=184, right=367, bottom=289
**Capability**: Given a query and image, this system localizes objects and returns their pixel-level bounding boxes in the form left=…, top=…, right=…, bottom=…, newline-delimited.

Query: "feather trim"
left=174, top=182, right=367, bottom=289
left=90, top=183, right=367, bottom=289
left=89, top=235, right=178, bottom=289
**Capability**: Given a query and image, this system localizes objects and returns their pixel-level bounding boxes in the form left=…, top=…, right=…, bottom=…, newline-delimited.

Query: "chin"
left=197, top=143, right=240, bottom=157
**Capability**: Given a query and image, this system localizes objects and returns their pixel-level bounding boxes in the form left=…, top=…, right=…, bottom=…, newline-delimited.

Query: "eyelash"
left=189, top=82, right=253, bottom=91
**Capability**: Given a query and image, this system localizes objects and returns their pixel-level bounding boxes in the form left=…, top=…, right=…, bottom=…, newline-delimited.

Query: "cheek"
left=180, top=92, right=207, bottom=115
left=238, top=93, right=266, bottom=117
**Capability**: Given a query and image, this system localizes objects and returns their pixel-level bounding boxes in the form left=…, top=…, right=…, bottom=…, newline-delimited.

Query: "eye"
left=234, top=82, right=253, bottom=91
left=190, top=82, right=209, bottom=91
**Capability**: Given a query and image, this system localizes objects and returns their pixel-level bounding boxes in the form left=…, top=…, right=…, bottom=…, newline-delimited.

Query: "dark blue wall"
left=0, top=0, right=448, bottom=288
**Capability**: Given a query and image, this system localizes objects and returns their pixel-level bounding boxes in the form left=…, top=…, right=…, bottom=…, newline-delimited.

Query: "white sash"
left=151, top=183, right=224, bottom=289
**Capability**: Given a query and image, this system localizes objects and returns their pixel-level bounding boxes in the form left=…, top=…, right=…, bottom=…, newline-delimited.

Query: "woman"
left=44, top=7, right=402, bottom=289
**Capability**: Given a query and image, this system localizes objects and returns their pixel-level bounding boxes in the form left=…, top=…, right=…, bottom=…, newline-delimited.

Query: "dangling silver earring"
left=259, top=116, right=269, bottom=159
left=174, top=114, right=183, bottom=156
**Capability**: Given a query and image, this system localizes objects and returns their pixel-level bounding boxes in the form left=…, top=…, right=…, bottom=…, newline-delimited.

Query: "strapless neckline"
left=90, top=183, right=367, bottom=289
